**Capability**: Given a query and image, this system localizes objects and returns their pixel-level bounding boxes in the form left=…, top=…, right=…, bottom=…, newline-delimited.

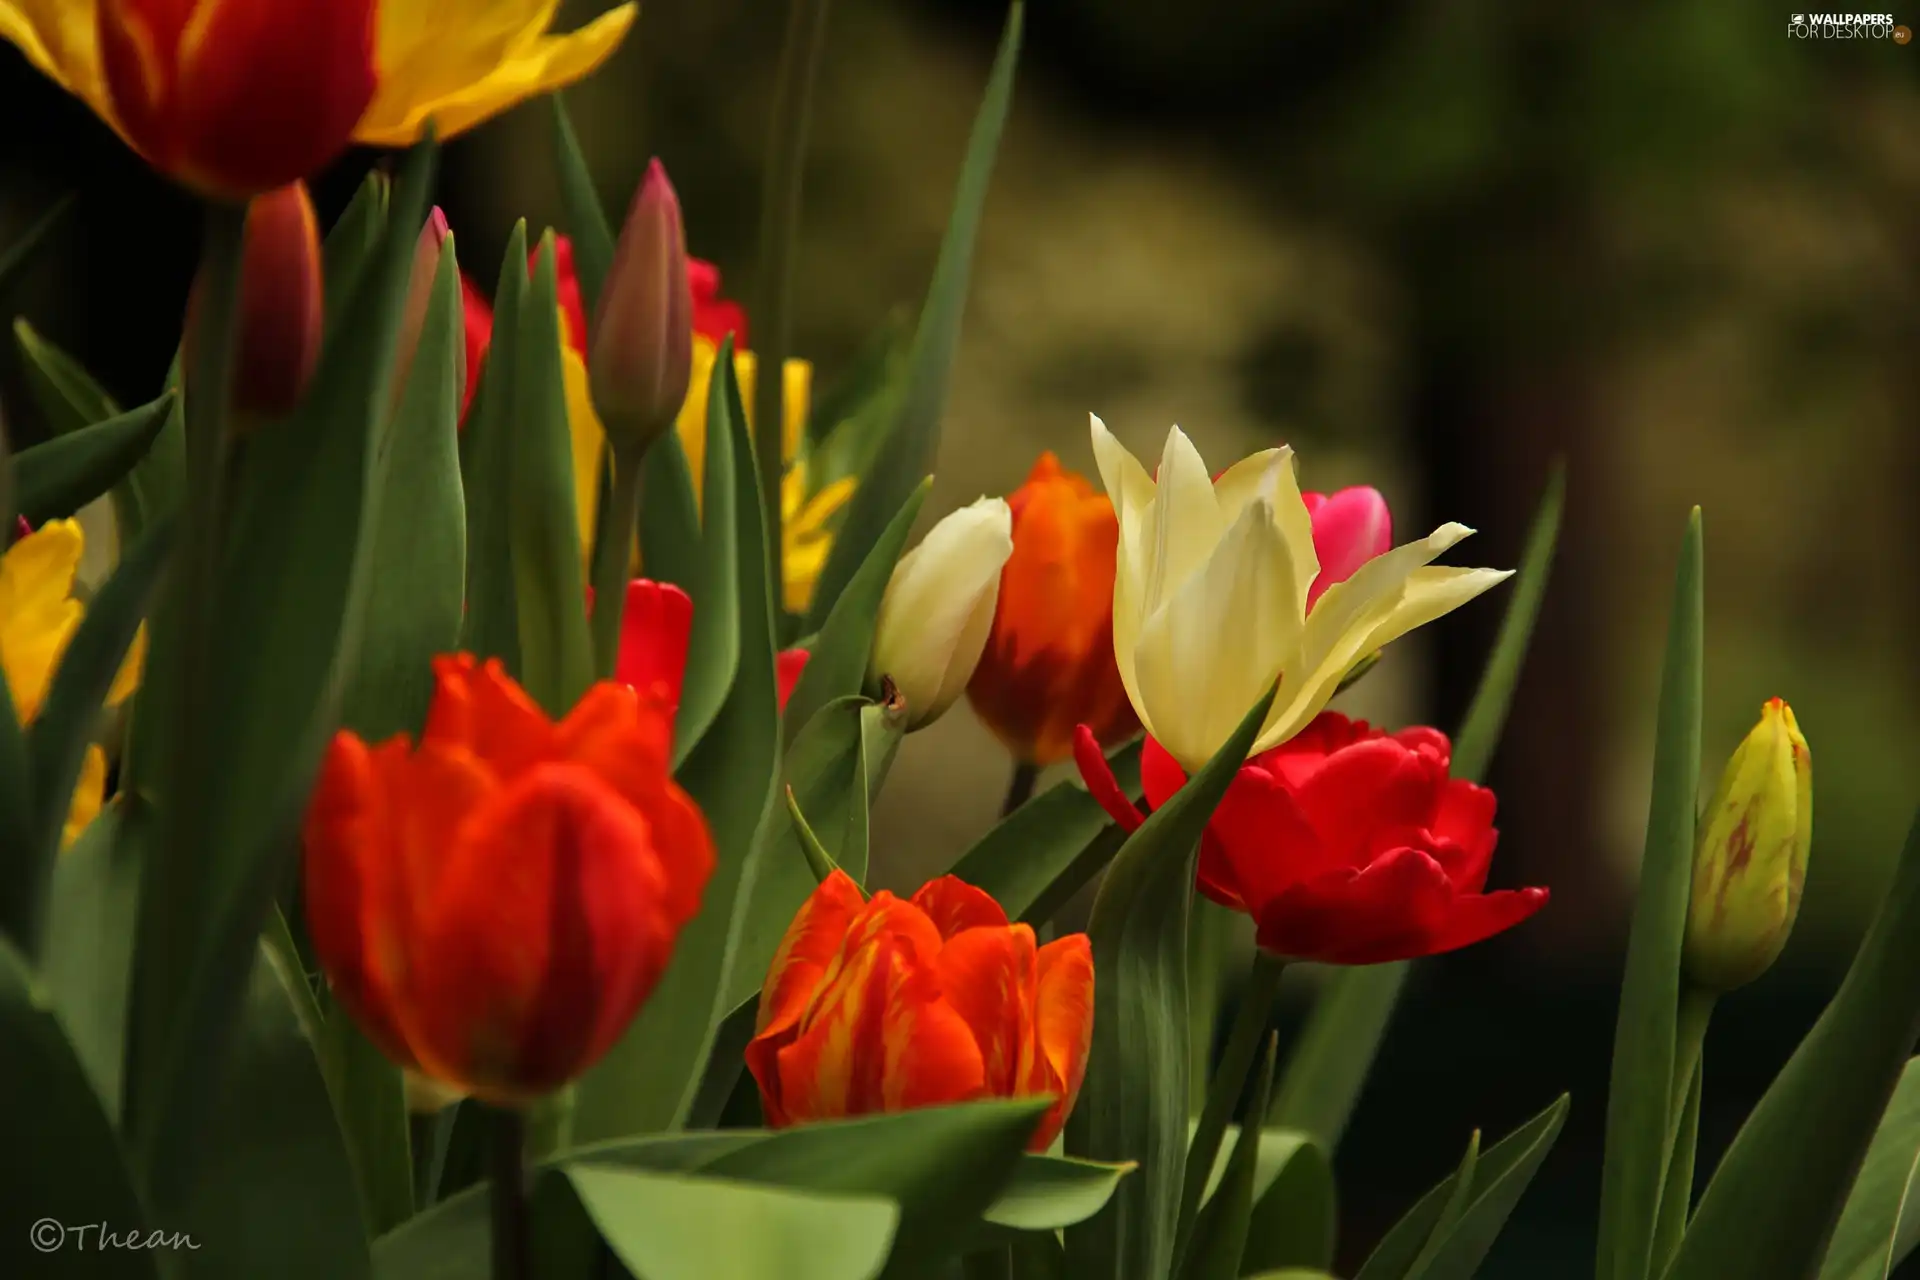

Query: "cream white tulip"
left=1090, top=416, right=1512, bottom=773
left=869, top=496, right=1015, bottom=729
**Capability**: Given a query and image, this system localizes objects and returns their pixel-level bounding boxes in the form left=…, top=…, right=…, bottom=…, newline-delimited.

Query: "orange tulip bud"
left=966, top=453, right=1139, bottom=765
left=302, top=655, right=715, bottom=1105
left=97, top=0, right=376, bottom=199
left=747, top=871, right=1094, bottom=1151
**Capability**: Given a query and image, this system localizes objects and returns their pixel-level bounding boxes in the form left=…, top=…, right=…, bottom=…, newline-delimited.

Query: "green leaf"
left=12, top=392, right=172, bottom=526
left=803, top=2, right=1023, bottom=630
left=0, top=193, right=73, bottom=300
left=949, top=741, right=1142, bottom=926
left=673, top=337, right=747, bottom=765
left=1405, top=1129, right=1480, bottom=1280
left=975, top=1156, right=1136, bottom=1238
left=178, top=938, right=372, bottom=1279
left=41, top=800, right=145, bottom=1118
left=1667, top=807, right=1920, bottom=1280
left=1597, top=508, right=1703, bottom=1280
left=373, top=1165, right=605, bottom=1280
left=1818, top=1057, right=1920, bottom=1280
left=781, top=478, right=930, bottom=742
left=339, top=234, right=467, bottom=745
left=322, top=172, right=390, bottom=343
left=0, top=933, right=156, bottom=1278
left=16, top=315, right=121, bottom=433
left=1180, top=1035, right=1278, bottom=1280
left=8, top=515, right=171, bottom=954
left=320, top=1015, right=414, bottom=1239
left=1064, top=686, right=1277, bottom=1280
left=510, top=229, right=594, bottom=716
left=122, top=142, right=438, bottom=1212
left=725, top=693, right=891, bottom=1012
left=572, top=1165, right=898, bottom=1280
left=1268, top=465, right=1563, bottom=1154
left=1242, top=1131, right=1336, bottom=1274
left=547, top=93, right=615, bottom=317
left=458, top=220, right=530, bottom=673
left=1652, top=1057, right=1702, bottom=1271
left=1353, top=1094, right=1569, bottom=1280
left=574, top=347, right=779, bottom=1140
left=639, top=430, right=703, bottom=592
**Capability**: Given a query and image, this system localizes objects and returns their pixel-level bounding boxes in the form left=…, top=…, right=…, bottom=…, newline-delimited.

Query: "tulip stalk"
left=999, top=761, right=1039, bottom=818
left=489, top=1108, right=533, bottom=1280
left=588, top=445, right=647, bottom=676
left=1173, top=948, right=1288, bottom=1271
left=753, top=0, right=835, bottom=602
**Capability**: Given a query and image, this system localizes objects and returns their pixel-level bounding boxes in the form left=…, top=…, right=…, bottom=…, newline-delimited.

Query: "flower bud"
left=870, top=497, right=1014, bottom=730
left=589, top=158, right=692, bottom=454
left=201, top=181, right=323, bottom=428
left=1684, top=698, right=1812, bottom=993
left=98, top=0, right=376, bottom=199
left=393, top=207, right=454, bottom=406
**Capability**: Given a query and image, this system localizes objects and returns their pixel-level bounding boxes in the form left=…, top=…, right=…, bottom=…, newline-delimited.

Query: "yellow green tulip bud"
left=1684, top=698, right=1812, bottom=993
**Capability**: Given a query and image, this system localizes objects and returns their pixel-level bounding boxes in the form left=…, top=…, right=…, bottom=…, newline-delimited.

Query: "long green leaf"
left=15, top=316, right=120, bottom=433
left=0, top=934, right=155, bottom=1279
left=458, top=221, right=529, bottom=672
left=949, top=741, right=1142, bottom=926
left=1354, top=1094, right=1569, bottom=1280
left=1064, top=687, right=1277, bottom=1280
left=573, top=348, right=779, bottom=1140
left=1818, top=1058, right=1920, bottom=1280
left=1268, top=464, right=1565, bottom=1150
left=41, top=801, right=145, bottom=1117
left=639, top=429, right=704, bottom=592
left=1242, top=1132, right=1336, bottom=1274
left=123, top=142, right=438, bottom=1213
left=322, top=172, right=391, bottom=342
left=803, top=2, right=1023, bottom=629
left=12, top=393, right=173, bottom=526
left=0, top=193, right=73, bottom=299
left=1667, top=807, right=1920, bottom=1280
left=781, top=478, right=929, bottom=741
left=672, top=336, right=746, bottom=765
left=1597, top=508, right=1703, bottom=1280
left=1180, top=1036, right=1279, bottom=1280
left=573, top=1165, right=897, bottom=1280
left=547, top=94, right=615, bottom=316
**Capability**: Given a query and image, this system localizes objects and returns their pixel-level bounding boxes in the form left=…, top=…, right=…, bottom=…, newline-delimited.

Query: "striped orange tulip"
left=746, top=871, right=1094, bottom=1151
left=302, top=654, right=714, bottom=1105
left=966, top=452, right=1138, bottom=765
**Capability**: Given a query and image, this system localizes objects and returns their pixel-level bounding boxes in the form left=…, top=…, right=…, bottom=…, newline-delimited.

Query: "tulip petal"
left=1306, top=485, right=1392, bottom=607
left=1291, top=737, right=1444, bottom=867
left=870, top=498, right=1012, bottom=727
left=1430, top=780, right=1500, bottom=892
left=753, top=870, right=868, bottom=1040
left=0, top=0, right=113, bottom=121
left=1214, top=447, right=1317, bottom=616
left=775, top=648, right=810, bottom=712
left=355, top=1, right=636, bottom=146
left=1137, top=425, right=1223, bottom=615
left=1252, top=846, right=1459, bottom=965
left=1428, top=887, right=1550, bottom=955
left=1031, top=934, right=1094, bottom=1150
left=614, top=579, right=694, bottom=718
left=910, top=876, right=1011, bottom=940
left=1071, top=724, right=1146, bottom=833
left=422, top=654, right=554, bottom=777
left=410, top=761, right=672, bottom=1103
left=0, top=518, right=85, bottom=722
left=934, top=924, right=1039, bottom=1098
left=1133, top=491, right=1302, bottom=773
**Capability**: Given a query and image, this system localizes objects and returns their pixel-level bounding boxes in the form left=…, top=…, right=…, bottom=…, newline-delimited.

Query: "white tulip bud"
left=869, top=497, right=1014, bottom=730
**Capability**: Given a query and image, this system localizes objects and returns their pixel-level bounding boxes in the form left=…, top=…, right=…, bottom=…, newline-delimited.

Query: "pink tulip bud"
left=393, top=206, right=455, bottom=407
left=1304, top=486, right=1392, bottom=608
left=589, top=158, right=692, bottom=454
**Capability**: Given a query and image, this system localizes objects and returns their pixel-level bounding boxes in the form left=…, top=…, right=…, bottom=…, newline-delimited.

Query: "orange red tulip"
left=967, top=452, right=1138, bottom=765
left=302, top=654, right=714, bottom=1104
left=747, top=871, right=1094, bottom=1151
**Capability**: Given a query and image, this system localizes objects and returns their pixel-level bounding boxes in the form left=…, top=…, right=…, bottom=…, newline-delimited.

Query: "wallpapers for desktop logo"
left=1787, top=12, right=1908, bottom=38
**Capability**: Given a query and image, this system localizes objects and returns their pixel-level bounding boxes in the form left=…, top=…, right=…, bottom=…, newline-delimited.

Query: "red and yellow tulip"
left=302, top=654, right=713, bottom=1104
left=0, top=0, right=633, bottom=197
left=747, top=871, right=1093, bottom=1151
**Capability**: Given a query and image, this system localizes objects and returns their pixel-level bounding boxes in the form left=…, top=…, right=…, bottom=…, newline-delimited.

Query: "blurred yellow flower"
left=0, top=520, right=145, bottom=848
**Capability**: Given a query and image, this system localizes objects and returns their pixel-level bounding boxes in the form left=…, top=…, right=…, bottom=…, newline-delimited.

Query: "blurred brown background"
left=1, top=0, right=1916, bottom=1271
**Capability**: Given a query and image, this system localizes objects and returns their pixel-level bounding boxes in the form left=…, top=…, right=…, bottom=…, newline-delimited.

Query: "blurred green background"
left=1, top=0, right=1916, bottom=1272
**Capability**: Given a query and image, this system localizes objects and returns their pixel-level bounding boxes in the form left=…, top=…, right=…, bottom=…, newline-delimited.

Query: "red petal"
left=1031, top=934, right=1094, bottom=1150
left=458, top=271, right=492, bottom=421
left=615, top=580, right=694, bottom=720
left=935, top=925, right=1039, bottom=1098
left=1207, top=769, right=1327, bottom=915
left=1292, top=737, right=1443, bottom=866
left=422, top=655, right=555, bottom=779
left=776, top=649, right=810, bottom=712
left=1073, top=724, right=1146, bottom=832
left=1429, top=780, right=1499, bottom=892
left=910, top=877, right=1010, bottom=940
left=1428, top=887, right=1550, bottom=954
left=1251, top=712, right=1380, bottom=790
left=1252, top=846, right=1457, bottom=964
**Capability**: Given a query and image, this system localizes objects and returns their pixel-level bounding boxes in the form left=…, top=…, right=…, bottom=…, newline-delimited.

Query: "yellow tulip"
left=0, top=0, right=634, bottom=180
left=0, top=520, right=145, bottom=847
left=1089, top=416, right=1511, bottom=773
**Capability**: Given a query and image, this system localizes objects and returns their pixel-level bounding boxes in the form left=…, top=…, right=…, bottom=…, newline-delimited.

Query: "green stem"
left=999, top=760, right=1038, bottom=818
left=588, top=445, right=645, bottom=676
left=1173, top=949, right=1286, bottom=1271
left=1649, top=983, right=1715, bottom=1268
left=752, top=0, right=835, bottom=601
left=1670, top=985, right=1716, bottom=1136
left=490, top=1108, right=532, bottom=1280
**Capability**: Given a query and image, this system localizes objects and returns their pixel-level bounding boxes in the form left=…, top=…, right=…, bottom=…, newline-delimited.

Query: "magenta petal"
left=1306, top=486, right=1392, bottom=609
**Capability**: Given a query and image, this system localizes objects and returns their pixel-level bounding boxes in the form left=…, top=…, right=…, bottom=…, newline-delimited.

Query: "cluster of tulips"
left=1, top=3, right=1915, bottom=1280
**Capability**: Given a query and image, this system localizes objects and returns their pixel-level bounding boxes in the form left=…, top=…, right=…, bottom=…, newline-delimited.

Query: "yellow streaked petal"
left=61, top=743, right=106, bottom=850
left=0, top=0, right=117, bottom=125
left=353, top=2, right=635, bottom=147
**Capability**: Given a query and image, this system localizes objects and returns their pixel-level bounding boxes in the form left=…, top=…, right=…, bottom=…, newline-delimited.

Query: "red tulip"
left=1075, top=712, right=1547, bottom=963
left=690, top=259, right=747, bottom=344
left=98, top=0, right=376, bottom=200
left=747, top=871, right=1094, bottom=1150
left=303, top=655, right=714, bottom=1103
left=966, top=453, right=1138, bottom=766
left=615, top=579, right=808, bottom=718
